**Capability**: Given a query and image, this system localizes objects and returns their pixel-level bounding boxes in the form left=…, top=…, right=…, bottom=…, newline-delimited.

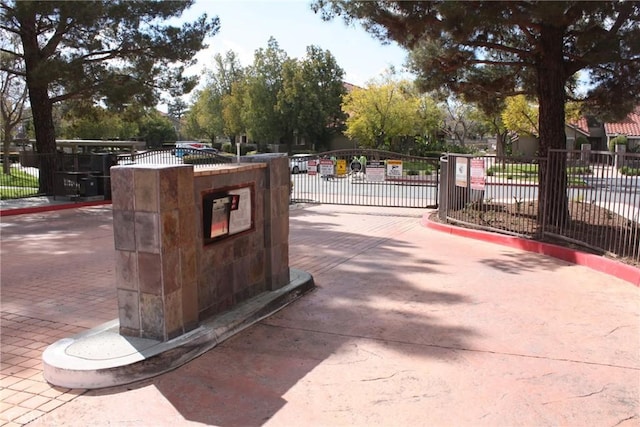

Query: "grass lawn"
left=0, top=168, right=39, bottom=187
left=0, top=168, right=40, bottom=199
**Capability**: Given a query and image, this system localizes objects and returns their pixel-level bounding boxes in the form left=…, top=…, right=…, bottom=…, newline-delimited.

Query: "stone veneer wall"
left=110, top=156, right=290, bottom=341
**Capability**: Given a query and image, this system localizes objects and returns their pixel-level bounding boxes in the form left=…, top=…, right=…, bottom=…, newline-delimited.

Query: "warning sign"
left=336, top=159, right=347, bottom=176
left=470, top=158, right=485, bottom=190
left=319, top=159, right=334, bottom=176
left=455, top=157, right=468, bottom=187
left=366, top=161, right=385, bottom=182
left=308, top=159, right=318, bottom=175
left=386, top=160, right=403, bottom=178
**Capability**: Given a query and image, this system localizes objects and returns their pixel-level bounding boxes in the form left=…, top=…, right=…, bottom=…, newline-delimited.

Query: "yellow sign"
left=386, top=159, right=403, bottom=177
left=336, top=159, right=347, bottom=176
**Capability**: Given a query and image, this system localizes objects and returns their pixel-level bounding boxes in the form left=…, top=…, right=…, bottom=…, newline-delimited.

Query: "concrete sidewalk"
left=1, top=204, right=638, bottom=426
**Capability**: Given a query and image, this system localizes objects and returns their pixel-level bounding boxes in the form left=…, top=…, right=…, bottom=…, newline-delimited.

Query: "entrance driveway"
left=1, top=204, right=638, bottom=426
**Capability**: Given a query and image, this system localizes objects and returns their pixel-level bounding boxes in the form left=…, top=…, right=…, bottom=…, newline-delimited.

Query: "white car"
left=174, top=141, right=209, bottom=158
left=289, top=154, right=310, bottom=174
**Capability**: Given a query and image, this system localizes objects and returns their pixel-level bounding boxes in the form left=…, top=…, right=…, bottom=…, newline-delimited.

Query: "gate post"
left=439, top=155, right=448, bottom=220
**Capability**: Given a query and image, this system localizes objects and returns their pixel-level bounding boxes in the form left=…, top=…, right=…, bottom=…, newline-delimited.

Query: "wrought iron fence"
left=116, top=148, right=233, bottom=166
left=440, top=150, right=640, bottom=263
left=0, top=152, right=51, bottom=200
left=289, top=149, right=440, bottom=208
left=0, top=149, right=235, bottom=201
left=543, top=150, right=639, bottom=261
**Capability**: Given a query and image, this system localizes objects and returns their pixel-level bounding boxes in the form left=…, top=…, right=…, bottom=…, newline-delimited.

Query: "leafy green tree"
left=314, top=0, right=640, bottom=226
left=167, top=98, right=188, bottom=140
left=0, top=0, right=218, bottom=192
left=1, top=37, right=28, bottom=174
left=472, top=98, right=511, bottom=157
left=502, top=95, right=539, bottom=137
left=139, top=112, right=177, bottom=147
left=168, top=99, right=189, bottom=123
left=342, top=75, right=422, bottom=150
left=416, top=94, right=444, bottom=144
left=185, top=86, right=224, bottom=143
left=222, top=80, right=247, bottom=143
left=243, top=37, right=288, bottom=145
left=185, top=51, right=244, bottom=143
left=278, top=45, right=347, bottom=151
left=59, top=103, right=122, bottom=140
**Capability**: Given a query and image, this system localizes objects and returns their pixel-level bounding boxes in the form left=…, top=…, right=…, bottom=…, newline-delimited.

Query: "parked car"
left=289, top=154, right=310, bottom=174
left=173, top=141, right=212, bottom=158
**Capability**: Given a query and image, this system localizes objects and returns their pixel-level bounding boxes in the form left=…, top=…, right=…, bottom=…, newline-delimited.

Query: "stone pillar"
left=263, top=156, right=290, bottom=290
left=581, top=143, right=591, bottom=163
left=111, top=164, right=198, bottom=341
left=615, top=143, right=626, bottom=169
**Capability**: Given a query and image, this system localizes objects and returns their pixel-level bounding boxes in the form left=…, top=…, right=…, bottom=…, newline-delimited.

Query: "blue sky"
left=180, top=0, right=412, bottom=88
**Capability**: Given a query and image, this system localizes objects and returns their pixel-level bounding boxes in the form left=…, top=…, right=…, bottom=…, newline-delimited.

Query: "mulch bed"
left=431, top=200, right=639, bottom=268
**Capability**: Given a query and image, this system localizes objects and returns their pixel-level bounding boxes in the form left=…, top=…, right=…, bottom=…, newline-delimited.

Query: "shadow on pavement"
left=72, top=208, right=478, bottom=426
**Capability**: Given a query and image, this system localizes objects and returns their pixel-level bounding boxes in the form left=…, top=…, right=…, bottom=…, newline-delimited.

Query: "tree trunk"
left=495, top=132, right=505, bottom=158
left=20, top=7, right=58, bottom=194
left=27, top=86, right=57, bottom=194
left=536, top=24, right=570, bottom=229
left=2, top=124, right=11, bottom=175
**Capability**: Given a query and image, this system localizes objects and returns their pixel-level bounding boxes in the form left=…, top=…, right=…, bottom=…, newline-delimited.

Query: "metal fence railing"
left=543, top=150, right=640, bottom=261
left=441, top=154, right=543, bottom=236
left=1, top=152, right=57, bottom=200
left=289, top=149, right=440, bottom=208
left=440, top=150, right=640, bottom=263
left=0, top=149, right=234, bottom=201
left=116, top=148, right=233, bottom=167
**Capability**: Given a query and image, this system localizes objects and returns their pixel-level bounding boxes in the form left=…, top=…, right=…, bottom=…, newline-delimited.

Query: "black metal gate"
left=289, top=149, right=439, bottom=208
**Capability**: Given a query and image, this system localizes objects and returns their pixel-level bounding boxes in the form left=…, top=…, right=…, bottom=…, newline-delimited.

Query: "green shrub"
left=406, top=170, right=419, bottom=176
left=222, top=142, right=234, bottom=153
left=420, top=151, right=446, bottom=158
left=608, top=135, right=628, bottom=152
left=567, top=166, right=592, bottom=175
left=183, top=155, right=221, bottom=165
left=620, top=166, right=640, bottom=176
left=627, top=143, right=640, bottom=153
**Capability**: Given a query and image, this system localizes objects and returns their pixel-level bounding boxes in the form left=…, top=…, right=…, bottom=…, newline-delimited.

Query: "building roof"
left=343, top=82, right=361, bottom=93
left=567, top=116, right=590, bottom=136
left=604, top=106, right=640, bottom=137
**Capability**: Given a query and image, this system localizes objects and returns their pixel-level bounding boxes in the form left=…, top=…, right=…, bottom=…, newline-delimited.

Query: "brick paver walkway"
left=1, top=204, right=638, bottom=426
left=1, top=207, right=117, bottom=425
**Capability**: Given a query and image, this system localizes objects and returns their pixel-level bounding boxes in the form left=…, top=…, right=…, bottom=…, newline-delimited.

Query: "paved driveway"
left=1, top=204, right=638, bottom=426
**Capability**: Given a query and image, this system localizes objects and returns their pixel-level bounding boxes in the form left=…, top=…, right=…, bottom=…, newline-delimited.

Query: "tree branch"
left=466, top=40, right=531, bottom=58
left=41, top=14, right=74, bottom=59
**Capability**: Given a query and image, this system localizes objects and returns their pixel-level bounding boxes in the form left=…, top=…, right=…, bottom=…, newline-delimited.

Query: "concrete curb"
left=0, top=200, right=112, bottom=216
left=42, top=269, right=315, bottom=389
left=421, top=214, right=640, bottom=287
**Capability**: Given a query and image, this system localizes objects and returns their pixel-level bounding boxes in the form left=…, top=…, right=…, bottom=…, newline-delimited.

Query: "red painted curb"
left=421, top=214, right=640, bottom=288
left=0, top=200, right=112, bottom=217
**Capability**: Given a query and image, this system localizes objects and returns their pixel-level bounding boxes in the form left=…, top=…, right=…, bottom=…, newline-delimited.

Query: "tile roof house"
left=603, top=106, right=640, bottom=149
left=517, top=107, right=640, bottom=157
left=568, top=106, right=640, bottom=152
